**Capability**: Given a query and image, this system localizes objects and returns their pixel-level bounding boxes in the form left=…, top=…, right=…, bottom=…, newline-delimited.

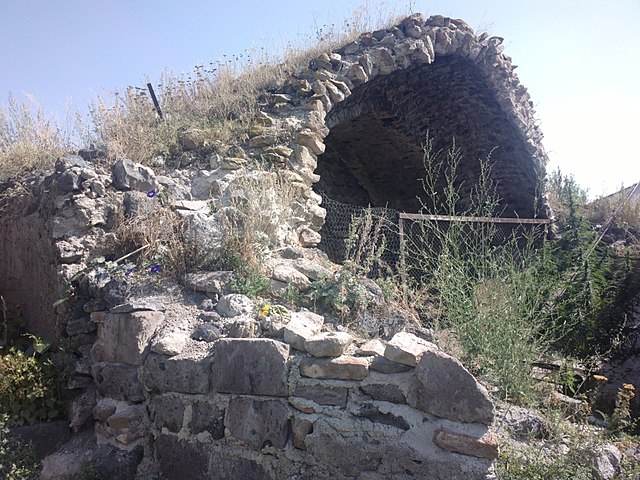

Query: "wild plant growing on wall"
left=406, top=136, right=558, bottom=401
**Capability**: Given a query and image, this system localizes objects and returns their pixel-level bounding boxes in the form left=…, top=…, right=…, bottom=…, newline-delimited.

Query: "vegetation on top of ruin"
left=0, top=4, right=408, bottom=182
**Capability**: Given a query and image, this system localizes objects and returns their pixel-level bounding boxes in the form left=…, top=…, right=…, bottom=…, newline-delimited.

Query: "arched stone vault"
left=270, top=13, right=550, bottom=247
left=317, top=56, right=541, bottom=216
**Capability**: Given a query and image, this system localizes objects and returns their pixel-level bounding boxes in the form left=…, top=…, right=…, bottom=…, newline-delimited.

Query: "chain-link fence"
left=317, top=191, right=552, bottom=278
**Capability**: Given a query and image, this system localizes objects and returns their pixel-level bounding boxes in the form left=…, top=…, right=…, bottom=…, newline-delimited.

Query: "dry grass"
left=587, top=188, right=640, bottom=235
left=0, top=94, right=79, bottom=181
left=106, top=197, right=203, bottom=277
left=3, top=3, right=410, bottom=178
left=65, top=4, right=408, bottom=167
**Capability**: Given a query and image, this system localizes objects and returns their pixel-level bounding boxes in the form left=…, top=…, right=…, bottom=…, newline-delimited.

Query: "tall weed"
left=408, top=137, right=556, bottom=400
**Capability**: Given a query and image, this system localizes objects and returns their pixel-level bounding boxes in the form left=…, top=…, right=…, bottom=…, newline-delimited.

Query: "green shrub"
left=309, top=267, right=378, bottom=321
left=0, top=339, right=62, bottom=425
left=546, top=170, right=640, bottom=358
left=0, top=415, right=39, bottom=480
left=406, top=137, right=558, bottom=401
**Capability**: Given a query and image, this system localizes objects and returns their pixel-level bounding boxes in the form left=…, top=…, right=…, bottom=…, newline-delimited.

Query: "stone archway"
left=316, top=55, right=542, bottom=217
left=278, top=13, right=549, bottom=248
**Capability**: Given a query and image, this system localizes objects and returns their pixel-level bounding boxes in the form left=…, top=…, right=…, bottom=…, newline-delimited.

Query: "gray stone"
left=369, top=355, right=413, bottom=374
left=299, top=355, right=369, bottom=380
left=226, top=318, right=261, bottom=338
left=150, top=394, right=185, bottom=433
left=407, top=349, right=494, bottom=425
left=225, top=397, right=290, bottom=449
left=66, top=317, right=96, bottom=336
left=283, top=310, right=324, bottom=351
left=498, top=404, right=547, bottom=438
left=91, top=311, right=164, bottom=365
left=360, top=382, right=406, bottom=404
left=270, top=263, right=311, bottom=290
left=260, top=315, right=287, bottom=338
left=357, top=339, right=386, bottom=356
left=216, top=293, right=254, bottom=317
left=109, top=301, right=166, bottom=313
left=184, top=270, right=233, bottom=294
left=305, top=331, right=353, bottom=357
left=384, top=331, right=437, bottom=366
left=112, top=158, right=158, bottom=192
left=10, top=420, right=70, bottom=461
left=93, top=363, right=144, bottom=402
left=192, top=323, right=223, bottom=342
left=292, top=258, right=331, bottom=281
left=208, top=452, right=272, bottom=480
left=294, top=382, right=349, bottom=407
left=190, top=170, right=224, bottom=199
left=57, top=171, right=81, bottom=191
left=155, top=435, right=209, bottom=480
left=189, top=398, right=225, bottom=438
left=41, top=452, right=87, bottom=480
left=150, top=331, right=188, bottom=356
left=212, top=338, right=290, bottom=396
left=69, top=385, right=95, bottom=432
left=590, top=444, right=622, bottom=480
left=55, top=154, right=87, bottom=172
left=143, top=351, right=213, bottom=394
left=355, top=402, right=410, bottom=430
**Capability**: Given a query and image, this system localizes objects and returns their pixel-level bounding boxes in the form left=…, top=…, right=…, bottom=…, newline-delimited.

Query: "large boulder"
left=407, top=349, right=494, bottom=425
left=211, top=338, right=290, bottom=396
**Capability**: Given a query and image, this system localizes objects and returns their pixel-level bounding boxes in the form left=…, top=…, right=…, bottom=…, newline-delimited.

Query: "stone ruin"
left=0, top=13, right=552, bottom=479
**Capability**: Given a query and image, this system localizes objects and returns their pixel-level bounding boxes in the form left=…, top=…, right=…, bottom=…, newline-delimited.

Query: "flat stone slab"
left=305, top=331, right=353, bottom=357
left=299, top=355, right=369, bottom=380
left=407, top=349, right=494, bottom=425
left=369, top=355, right=413, bottom=374
left=225, top=397, right=290, bottom=450
left=433, top=428, right=499, bottom=460
left=293, top=382, right=349, bottom=407
left=93, top=363, right=144, bottom=402
left=357, top=339, right=386, bottom=356
left=211, top=338, right=289, bottom=396
left=384, top=331, right=437, bottom=366
left=143, top=351, right=213, bottom=394
left=184, top=271, right=232, bottom=294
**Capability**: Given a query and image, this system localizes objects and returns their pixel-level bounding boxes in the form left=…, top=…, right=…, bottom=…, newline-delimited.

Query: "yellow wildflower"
left=258, top=304, right=270, bottom=318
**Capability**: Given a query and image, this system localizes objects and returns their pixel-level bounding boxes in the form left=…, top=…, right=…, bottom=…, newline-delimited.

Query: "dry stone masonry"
left=0, top=13, right=555, bottom=479
left=87, top=299, right=497, bottom=479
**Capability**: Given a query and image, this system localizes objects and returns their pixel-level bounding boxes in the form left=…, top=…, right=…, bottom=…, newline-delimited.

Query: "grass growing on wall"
left=0, top=3, right=410, bottom=181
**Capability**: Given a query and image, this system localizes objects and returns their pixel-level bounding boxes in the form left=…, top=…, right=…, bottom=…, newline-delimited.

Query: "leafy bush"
left=547, top=170, right=640, bottom=358
left=0, top=415, right=39, bottom=480
left=0, top=338, right=63, bottom=425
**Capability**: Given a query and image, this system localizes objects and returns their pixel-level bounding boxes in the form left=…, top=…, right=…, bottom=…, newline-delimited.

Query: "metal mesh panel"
left=318, top=192, right=399, bottom=271
left=317, top=191, right=551, bottom=276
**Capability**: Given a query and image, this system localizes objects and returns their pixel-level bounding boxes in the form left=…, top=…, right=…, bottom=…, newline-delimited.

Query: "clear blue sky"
left=1, top=0, right=638, bottom=197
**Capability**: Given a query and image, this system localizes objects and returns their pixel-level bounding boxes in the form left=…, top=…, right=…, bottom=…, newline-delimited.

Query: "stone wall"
left=87, top=304, right=498, bottom=479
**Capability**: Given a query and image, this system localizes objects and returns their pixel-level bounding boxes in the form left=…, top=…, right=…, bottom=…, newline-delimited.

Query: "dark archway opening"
left=315, top=55, right=541, bottom=217
left=315, top=55, right=543, bottom=264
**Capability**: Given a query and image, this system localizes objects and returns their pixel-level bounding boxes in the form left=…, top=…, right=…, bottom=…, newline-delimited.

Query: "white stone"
left=283, top=310, right=324, bottom=351
left=305, top=331, right=353, bottom=357
left=384, top=331, right=437, bottom=366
